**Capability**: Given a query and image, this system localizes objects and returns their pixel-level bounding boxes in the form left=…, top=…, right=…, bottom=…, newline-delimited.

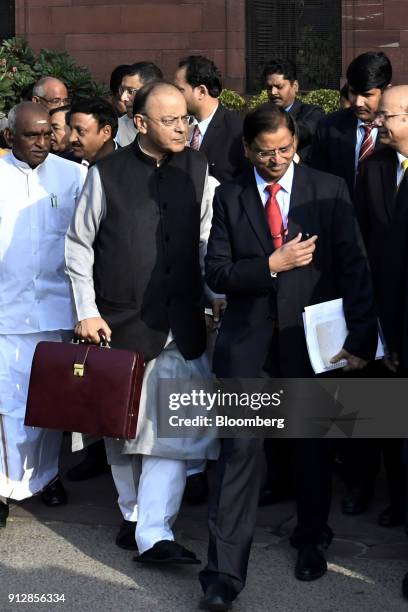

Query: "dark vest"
left=93, top=141, right=208, bottom=362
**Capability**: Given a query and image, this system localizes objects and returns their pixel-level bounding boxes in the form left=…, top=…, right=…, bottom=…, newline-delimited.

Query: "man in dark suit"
left=260, top=57, right=324, bottom=505
left=377, top=85, right=408, bottom=373
left=374, top=85, right=408, bottom=600
left=352, top=85, right=408, bottom=527
left=310, top=52, right=393, bottom=515
left=174, top=55, right=246, bottom=183
left=262, top=57, right=324, bottom=162
left=198, top=104, right=377, bottom=611
left=310, top=51, right=392, bottom=198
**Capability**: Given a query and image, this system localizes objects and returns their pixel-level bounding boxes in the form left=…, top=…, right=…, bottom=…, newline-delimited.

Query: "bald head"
left=381, top=85, right=408, bottom=112
left=133, top=81, right=189, bottom=161
left=32, top=77, right=69, bottom=110
left=377, top=85, right=408, bottom=154
left=133, top=81, right=186, bottom=116
left=5, top=102, right=52, bottom=168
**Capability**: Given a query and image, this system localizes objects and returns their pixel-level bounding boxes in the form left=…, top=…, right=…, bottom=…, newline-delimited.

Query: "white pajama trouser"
left=111, top=455, right=186, bottom=553
left=0, top=332, right=64, bottom=500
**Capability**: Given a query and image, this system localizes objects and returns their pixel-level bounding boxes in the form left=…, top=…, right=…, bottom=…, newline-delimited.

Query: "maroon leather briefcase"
left=25, top=340, right=144, bottom=439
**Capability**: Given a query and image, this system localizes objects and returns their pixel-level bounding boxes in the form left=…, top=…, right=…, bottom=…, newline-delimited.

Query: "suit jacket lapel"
left=342, top=111, right=358, bottom=192
left=285, top=164, right=311, bottom=241
left=379, top=151, right=398, bottom=220
left=200, top=105, right=223, bottom=154
left=239, top=171, right=274, bottom=254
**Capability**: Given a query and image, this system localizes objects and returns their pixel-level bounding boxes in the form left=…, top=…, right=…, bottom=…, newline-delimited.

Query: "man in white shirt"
left=115, top=62, right=163, bottom=147
left=0, top=102, right=87, bottom=527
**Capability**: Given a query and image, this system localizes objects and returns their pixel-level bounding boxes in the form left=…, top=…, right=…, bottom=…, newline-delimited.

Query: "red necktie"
left=265, top=183, right=283, bottom=248
left=358, top=124, right=375, bottom=164
left=190, top=124, right=200, bottom=150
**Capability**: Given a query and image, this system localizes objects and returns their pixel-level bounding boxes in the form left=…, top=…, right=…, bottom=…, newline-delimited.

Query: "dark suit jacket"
left=309, top=108, right=386, bottom=198
left=379, top=174, right=408, bottom=367
left=205, top=164, right=378, bottom=378
left=288, top=99, right=325, bottom=162
left=199, top=104, right=246, bottom=184
left=354, top=147, right=399, bottom=301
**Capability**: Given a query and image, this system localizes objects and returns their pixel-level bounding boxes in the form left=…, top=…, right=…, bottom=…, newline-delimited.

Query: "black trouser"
left=199, top=438, right=264, bottom=599
left=199, top=437, right=334, bottom=599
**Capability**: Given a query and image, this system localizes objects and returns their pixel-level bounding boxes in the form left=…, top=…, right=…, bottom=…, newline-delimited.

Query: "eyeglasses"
left=38, top=96, right=70, bottom=106
left=119, top=85, right=140, bottom=97
left=252, top=141, right=295, bottom=161
left=375, top=111, right=408, bottom=121
left=140, top=114, right=191, bottom=128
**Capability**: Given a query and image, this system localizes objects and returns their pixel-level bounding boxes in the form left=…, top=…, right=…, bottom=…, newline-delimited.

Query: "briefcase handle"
left=71, top=329, right=111, bottom=349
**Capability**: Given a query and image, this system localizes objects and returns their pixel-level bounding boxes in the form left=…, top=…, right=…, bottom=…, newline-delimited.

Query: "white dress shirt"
left=254, top=161, right=294, bottom=229
left=0, top=152, right=87, bottom=334
left=115, top=114, right=138, bottom=147
left=355, top=120, right=378, bottom=171
left=189, top=105, right=218, bottom=148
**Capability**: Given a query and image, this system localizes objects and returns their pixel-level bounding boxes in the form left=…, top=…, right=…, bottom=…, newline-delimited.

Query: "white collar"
left=254, top=161, right=294, bottom=194
left=397, top=151, right=408, bottom=166
left=357, top=119, right=377, bottom=129
left=195, top=104, right=219, bottom=132
left=10, top=151, right=48, bottom=174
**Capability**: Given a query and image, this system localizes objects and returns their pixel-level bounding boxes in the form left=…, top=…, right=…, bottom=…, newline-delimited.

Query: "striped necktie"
left=190, top=124, right=200, bottom=150
left=358, top=124, right=375, bottom=164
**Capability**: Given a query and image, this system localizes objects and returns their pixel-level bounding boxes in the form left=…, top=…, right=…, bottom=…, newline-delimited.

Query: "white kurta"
left=0, top=152, right=87, bottom=500
left=66, top=160, right=221, bottom=460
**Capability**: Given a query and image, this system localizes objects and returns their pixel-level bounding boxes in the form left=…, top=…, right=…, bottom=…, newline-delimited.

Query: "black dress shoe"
left=183, top=473, right=208, bottom=505
left=0, top=501, right=9, bottom=528
left=116, top=519, right=138, bottom=550
left=295, top=545, right=327, bottom=581
left=40, top=477, right=68, bottom=506
left=134, top=540, right=201, bottom=565
left=341, top=486, right=373, bottom=515
left=66, top=451, right=109, bottom=482
left=258, top=486, right=294, bottom=507
left=402, top=572, right=408, bottom=599
left=378, top=505, right=405, bottom=527
left=199, top=584, right=232, bottom=611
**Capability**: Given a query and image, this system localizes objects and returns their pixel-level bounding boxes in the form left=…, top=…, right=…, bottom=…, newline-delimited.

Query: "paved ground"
left=1, top=443, right=407, bottom=612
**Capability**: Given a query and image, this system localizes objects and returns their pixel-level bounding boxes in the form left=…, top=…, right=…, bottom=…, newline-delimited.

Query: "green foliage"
left=247, top=89, right=268, bottom=110
left=0, top=37, right=341, bottom=118
left=219, top=88, right=246, bottom=112
left=301, top=89, right=340, bottom=114
left=0, top=37, right=108, bottom=113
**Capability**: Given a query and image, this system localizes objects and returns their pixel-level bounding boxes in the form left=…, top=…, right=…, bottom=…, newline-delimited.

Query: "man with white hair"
left=0, top=102, right=86, bottom=528
left=32, top=76, right=70, bottom=112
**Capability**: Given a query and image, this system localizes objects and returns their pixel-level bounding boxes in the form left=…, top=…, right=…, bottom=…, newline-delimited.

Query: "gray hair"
left=6, top=101, right=49, bottom=133
left=32, top=76, right=66, bottom=98
left=0, top=112, right=7, bottom=133
left=7, top=105, right=18, bottom=133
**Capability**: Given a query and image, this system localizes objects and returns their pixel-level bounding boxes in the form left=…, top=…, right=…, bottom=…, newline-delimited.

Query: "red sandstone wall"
left=15, top=0, right=246, bottom=91
left=343, top=0, right=408, bottom=84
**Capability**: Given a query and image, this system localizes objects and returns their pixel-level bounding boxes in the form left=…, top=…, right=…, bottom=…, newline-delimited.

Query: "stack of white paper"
left=303, top=298, right=384, bottom=374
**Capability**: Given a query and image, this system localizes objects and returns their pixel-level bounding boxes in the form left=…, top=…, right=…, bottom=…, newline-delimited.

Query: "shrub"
left=219, top=88, right=246, bottom=112
left=301, top=89, right=340, bottom=114
left=0, top=37, right=107, bottom=113
left=247, top=89, right=269, bottom=110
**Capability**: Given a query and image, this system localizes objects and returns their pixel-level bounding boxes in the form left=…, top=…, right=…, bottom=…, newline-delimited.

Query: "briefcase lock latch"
left=73, top=363, right=85, bottom=377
